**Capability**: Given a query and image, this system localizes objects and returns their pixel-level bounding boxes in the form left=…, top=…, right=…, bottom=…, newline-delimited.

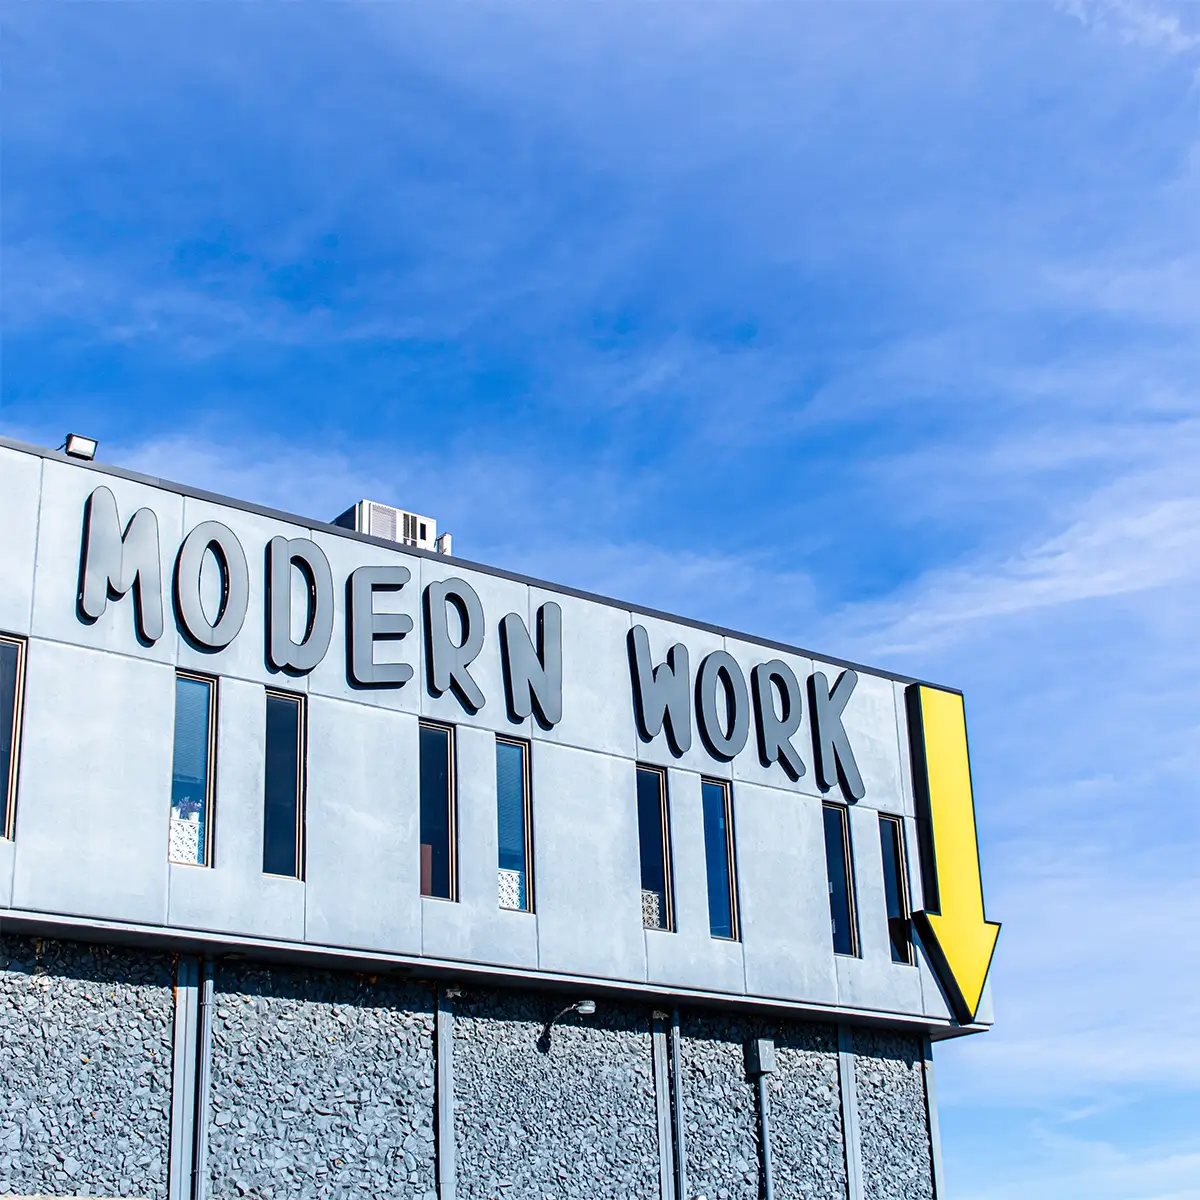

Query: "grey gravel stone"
left=0, top=934, right=173, bottom=1200
left=452, top=988, right=660, bottom=1200
left=206, top=963, right=436, bottom=1199
left=854, top=1029, right=933, bottom=1200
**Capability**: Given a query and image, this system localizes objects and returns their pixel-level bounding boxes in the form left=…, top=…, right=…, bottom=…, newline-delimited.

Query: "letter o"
left=695, top=650, right=750, bottom=761
left=174, top=521, right=250, bottom=650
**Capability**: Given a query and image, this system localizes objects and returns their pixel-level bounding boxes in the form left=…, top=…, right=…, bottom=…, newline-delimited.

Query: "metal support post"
left=837, top=1026, right=865, bottom=1200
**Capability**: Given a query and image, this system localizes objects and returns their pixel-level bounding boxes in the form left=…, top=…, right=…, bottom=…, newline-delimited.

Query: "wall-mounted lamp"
left=536, top=998, right=596, bottom=1052
left=62, top=433, right=98, bottom=461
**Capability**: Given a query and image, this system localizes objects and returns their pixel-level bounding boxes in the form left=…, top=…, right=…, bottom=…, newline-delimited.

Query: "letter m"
left=77, top=486, right=164, bottom=643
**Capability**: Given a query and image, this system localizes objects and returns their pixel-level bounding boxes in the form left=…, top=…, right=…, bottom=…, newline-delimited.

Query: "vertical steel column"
left=168, top=957, right=200, bottom=1200
left=669, top=1009, right=688, bottom=1200
left=837, top=1025, right=865, bottom=1200
left=191, top=960, right=215, bottom=1200
left=652, top=1011, right=677, bottom=1200
left=922, top=1036, right=946, bottom=1198
left=436, top=987, right=457, bottom=1200
left=747, top=1038, right=776, bottom=1200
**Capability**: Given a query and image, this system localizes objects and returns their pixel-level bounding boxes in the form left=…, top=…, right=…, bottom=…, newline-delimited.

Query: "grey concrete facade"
left=0, top=438, right=983, bottom=1197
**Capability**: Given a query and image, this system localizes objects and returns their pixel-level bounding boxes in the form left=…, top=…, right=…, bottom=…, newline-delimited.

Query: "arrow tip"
left=917, top=910, right=1001, bottom=1024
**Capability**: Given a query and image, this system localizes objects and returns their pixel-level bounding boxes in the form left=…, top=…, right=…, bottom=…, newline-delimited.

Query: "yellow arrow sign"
left=906, top=684, right=1000, bottom=1024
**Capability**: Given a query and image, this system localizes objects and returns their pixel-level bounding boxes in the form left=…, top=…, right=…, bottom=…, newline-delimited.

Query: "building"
left=0, top=434, right=999, bottom=1200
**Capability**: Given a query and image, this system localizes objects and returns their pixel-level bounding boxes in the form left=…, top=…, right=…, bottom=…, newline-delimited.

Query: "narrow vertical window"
left=0, top=635, right=26, bottom=840
left=169, top=672, right=216, bottom=866
left=636, top=766, right=672, bottom=931
left=879, top=814, right=914, bottom=964
left=701, top=779, right=738, bottom=940
left=420, top=722, right=456, bottom=900
left=823, top=803, right=858, bottom=956
left=263, top=690, right=305, bottom=878
left=496, top=737, right=532, bottom=911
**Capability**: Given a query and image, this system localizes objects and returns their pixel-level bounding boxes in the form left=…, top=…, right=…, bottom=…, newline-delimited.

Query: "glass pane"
left=702, top=780, right=734, bottom=939
left=170, top=676, right=211, bottom=865
left=420, top=725, right=453, bottom=899
left=497, top=739, right=528, bottom=910
left=0, top=640, right=19, bottom=834
left=880, top=816, right=912, bottom=964
left=823, top=804, right=856, bottom=955
left=263, top=694, right=301, bottom=877
left=637, top=767, right=668, bottom=930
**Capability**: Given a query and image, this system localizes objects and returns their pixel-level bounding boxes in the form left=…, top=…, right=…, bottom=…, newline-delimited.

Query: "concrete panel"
left=530, top=588, right=634, bottom=759
left=0, top=447, right=42, bottom=635
left=420, top=723, right=539, bottom=969
left=738, top=782, right=839, bottom=1005
left=307, top=529, right=423, bottom=713
left=644, top=768, right=746, bottom=995
left=13, top=640, right=171, bottom=924
left=894, top=680, right=917, bottom=820
left=304, top=696, right=422, bottom=956
left=725, top=636, right=819, bottom=797
left=630, top=616, right=728, bottom=778
left=0, top=837, right=15, bottom=908
left=532, top=741, right=647, bottom=982
left=419, top=556, right=533, bottom=736
left=32, top=459, right=185, bottom=665
left=812, top=661, right=905, bottom=811
left=836, top=804, right=923, bottom=1014
left=166, top=675, right=304, bottom=942
left=174, top=496, right=313, bottom=688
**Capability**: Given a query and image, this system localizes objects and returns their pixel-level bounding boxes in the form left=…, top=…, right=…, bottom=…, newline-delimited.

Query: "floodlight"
left=63, top=434, right=98, bottom=461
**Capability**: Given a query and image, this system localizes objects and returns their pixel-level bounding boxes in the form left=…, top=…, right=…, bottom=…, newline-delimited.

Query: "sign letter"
left=695, top=650, right=750, bottom=762
left=424, top=578, right=485, bottom=712
left=500, top=602, right=562, bottom=727
left=628, top=626, right=691, bottom=756
left=808, top=669, right=865, bottom=800
left=266, top=536, right=334, bottom=673
left=174, top=521, right=249, bottom=650
left=77, top=486, right=164, bottom=643
left=751, top=660, right=806, bottom=779
left=348, top=565, right=414, bottom=687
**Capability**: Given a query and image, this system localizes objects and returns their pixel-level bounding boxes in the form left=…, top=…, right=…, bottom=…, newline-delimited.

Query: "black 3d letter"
left=500, top=602, right=562, bottom=727
left=751, top=659, right=806, bottom=780
left=424, top=578, right=485, bottom=712
left=808, top=669, right=866, bottom=800
left=695, top=650, right=750, bottom=762
left=348, top=565, right=414, bottom=687
left=174, top=521, right=249, bottom=650
left=628, top=625, right=691, bottom=756
left=266, top=536, right=334, bottom=673
left=77, top=486, right=164, bottom=643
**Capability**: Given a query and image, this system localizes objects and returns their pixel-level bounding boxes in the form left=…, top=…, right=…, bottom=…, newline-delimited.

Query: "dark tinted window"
left=420, top=723, right=454, bottom=899
left=636, top=766, right=671, bottom=930
left=0, top=638, right=22, bottom=837
left=170, top=674, right=213, bottom=865
left=823, top=804, right=857, bottom=956
left=497, top=738, right=530, bottom=910
left=702, top=779, right=737, bottom=939
left=880, top=815, right=913, bottom=964
left=263, top=692, right=303, bottom=877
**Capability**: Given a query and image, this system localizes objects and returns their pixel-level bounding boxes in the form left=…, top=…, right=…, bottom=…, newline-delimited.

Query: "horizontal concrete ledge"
left=0, top=907, right=987, bottom=1042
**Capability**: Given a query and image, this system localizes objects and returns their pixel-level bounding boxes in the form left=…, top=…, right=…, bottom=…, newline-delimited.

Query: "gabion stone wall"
left=0, top=934, right=173, bottom=1200
left=768, top=1020, right=846, bottom=1200
left=677, top=1013, right=846, bottom=1200
left=207, top=964, right=436, bottom=1200
left=677, top=1013, right=760, bottom=1200
left=854, top=1029, right=934, bottom=1200
left=452, top=988, right=660, bottom=1200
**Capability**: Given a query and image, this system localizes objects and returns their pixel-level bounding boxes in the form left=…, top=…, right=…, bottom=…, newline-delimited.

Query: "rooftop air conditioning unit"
left=332, top=500, right=451, bottom=554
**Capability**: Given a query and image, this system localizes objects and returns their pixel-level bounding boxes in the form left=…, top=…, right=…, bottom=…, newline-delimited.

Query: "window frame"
left=822, top=801, right=860, bottom=958
left=496, top=734, right=534, bottom=913
left=878, top=812, right=915, bottom=966
left=0, top=633, right=27, bottom=841
left=419, top=720, right=458, bottom=902
left=263, top=687, right=307, bottom=880
left=170, top=669, right=219, bottom=867
left=635, top=764, right=675, bottom=933
left=701, top=777, right=740, bottom=942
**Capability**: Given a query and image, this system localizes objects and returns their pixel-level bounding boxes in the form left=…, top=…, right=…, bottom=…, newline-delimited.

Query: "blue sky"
left=3, top=1, right=1199, bottom=1194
